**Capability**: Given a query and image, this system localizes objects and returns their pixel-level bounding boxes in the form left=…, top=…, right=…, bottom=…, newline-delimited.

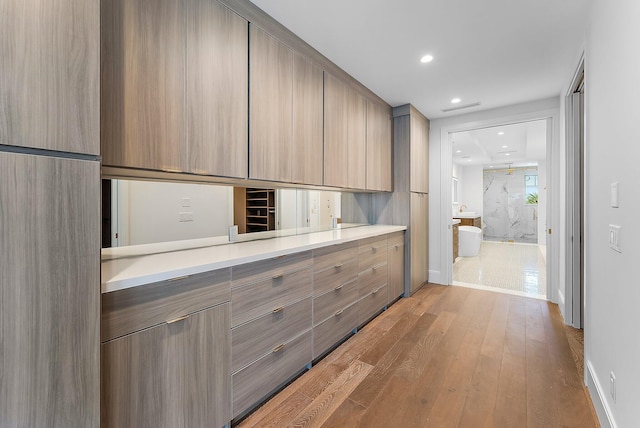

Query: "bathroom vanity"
left=454, top=214, right=482, bottom=228
left=100, top=225, right=406, bottom=426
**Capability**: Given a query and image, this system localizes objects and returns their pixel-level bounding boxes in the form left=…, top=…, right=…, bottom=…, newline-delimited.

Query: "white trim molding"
left=586, top=360, right=616, bottom=428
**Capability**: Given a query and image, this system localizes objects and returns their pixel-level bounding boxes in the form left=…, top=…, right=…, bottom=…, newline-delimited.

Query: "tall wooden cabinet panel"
left=0, top=152, right=100, bottom=427
left=347, top=89, right=367, bottom=190
left=101, top=0, right=185, bottom=172
left=0, top=0, right=99, bottom=154
left=102, top=304, right=230, bottom=428
left=292, top=53, right=324, bottom=185
left=186, top=0, right=248, bottom=178
left=249, top=25, right=293, bottom=182
left=323, top=72, right=349, bottom=188
left=409, top=114, right=430, bottom=193
left=410, top=192, right=429, bottom=293
left=366, top=101, right=393, bottom=191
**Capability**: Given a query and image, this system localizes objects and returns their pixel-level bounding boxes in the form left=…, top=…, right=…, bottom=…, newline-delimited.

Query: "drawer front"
left=313, top=241, right=358, bottom=272
left=388, top=244, right=405, bottom=303
left=232, top=297, right=312, bottom=373
left=231, top=251, right=312, bottom=289
left=387, top=231, right=404, bottom=247
left=358, top=263, right=388, bottom=297
left=231, top=267, right=312, bottom=327
left=359, top=237, right=388, bottom=269
left=313, top=257, right=358, bottom=296
left=233, top=330, right=312, bottom=418
left=312, top=301, right=358, bottom=359
left=312, top=277, right=359, bottom=325
left=359, top=284, right=388, bottom=325
left=102, top=268, right=231, bottom=342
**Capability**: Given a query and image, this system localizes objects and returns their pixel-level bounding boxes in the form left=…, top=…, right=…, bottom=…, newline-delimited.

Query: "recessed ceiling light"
left=420, top=54, right=434, bottom=63
left=456, top=150, right=462, bottom=153
left=451, top=98, right=461, bottom=104
left=467, top=159, right=472, bottom=162
left=498, top=132, right=505, bottom=135
left=502, top=145, right=508, bottom=148
left=505, top=153, right=511, bottom=156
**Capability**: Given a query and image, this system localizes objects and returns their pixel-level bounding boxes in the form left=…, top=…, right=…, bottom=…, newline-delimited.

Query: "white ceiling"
left=451, top=119, right=547, bottom=168
left=248, top=0, right=591, bottom=119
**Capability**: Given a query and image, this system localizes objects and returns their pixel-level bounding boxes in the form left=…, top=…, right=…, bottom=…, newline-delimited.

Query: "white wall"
left=118, top=180, right=232, bottom=246
left=460, top=165, right=483, bottom=217
left=428, top=97, right=561, bottom=292
left=582, top=1, right=640, bottom=426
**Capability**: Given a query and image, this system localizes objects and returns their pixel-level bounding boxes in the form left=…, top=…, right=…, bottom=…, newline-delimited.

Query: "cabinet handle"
left=272, top=343, right=286, bottom=353
left=372, top=288, right=379, bottom=295
left=272, top=273, right=284, bottom=280
left=372, top=266, right=378, bottom=272
left=167, top=275, right=190, bottom=282
left=371, top=247, right=377, bottom=253
left=166, top=314, right=189, bottom=324
left=334, top=264, right=343, bottom=269
left=335, top=309, right=344, bottom=316
left=395, top=244, right=399, bottom=250
left=272, top=306, right=284, bottom=314
left=335, top=283, right=344, bottom=291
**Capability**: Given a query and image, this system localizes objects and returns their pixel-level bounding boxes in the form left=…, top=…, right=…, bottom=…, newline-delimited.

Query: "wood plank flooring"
left=237, top=284, right=599, bottom=428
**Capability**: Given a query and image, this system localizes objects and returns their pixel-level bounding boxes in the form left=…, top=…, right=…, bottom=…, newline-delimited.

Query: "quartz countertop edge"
left=101, top=224, right=407, bottom=293
left=452, top=219, right=461, bottom=225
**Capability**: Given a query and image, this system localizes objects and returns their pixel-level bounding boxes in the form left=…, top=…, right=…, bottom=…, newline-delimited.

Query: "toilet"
left=458, top=226, right=482, bottom=257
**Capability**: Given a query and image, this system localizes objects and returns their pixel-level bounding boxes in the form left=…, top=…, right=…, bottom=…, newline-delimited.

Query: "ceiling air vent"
left=441, top=102, right=481, bottom=113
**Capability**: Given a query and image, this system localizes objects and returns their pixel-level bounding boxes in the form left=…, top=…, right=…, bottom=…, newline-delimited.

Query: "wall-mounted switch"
left=610, top=371, right=616, bottom=403
left=179, top=212, right=194, bottom=222
left=182, top=197, right=191, bottom=207
left=609, top=224, right=621, bottom=253
left=611, top=182, right=619, bottom=208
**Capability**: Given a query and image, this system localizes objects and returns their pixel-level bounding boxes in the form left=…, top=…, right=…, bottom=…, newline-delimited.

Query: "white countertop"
left=101, top=224, right=406, bottom=293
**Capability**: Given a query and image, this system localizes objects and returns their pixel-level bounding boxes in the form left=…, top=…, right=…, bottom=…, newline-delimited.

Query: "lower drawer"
left=358, top=262, right=388, bottom=297
left=232, top=330, right=312, bottom=419
left=312, top=301, right=359, bottom=359
left=232, top=297, right=312, bottom=373
left=313, top=277, right=359, bottom=325
left=359, top=284, right=388, bottom=325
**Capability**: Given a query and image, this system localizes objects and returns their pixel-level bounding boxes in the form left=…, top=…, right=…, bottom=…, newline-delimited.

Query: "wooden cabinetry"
left=358, top=236, right=389, bottom=323
left=0, top=153, right=100, bottom=427
left=230, top=252, right=313, bottom=418
left=410, top=193, right=429, bottom=293
left=186, top=0, right=248, bottom=178
left=410, top=114, right=430, bottom=193
left=101, top=0, right=186, bottom=171
left=1, top=0, right=99, bottom=154
left=387, top=232, right=405, bottom=303
left=292, top=52, right=324, bottom=185
left=101, top=268, right=231, bottom=428
left=454, top=216, right=482, bottom=228
left=453, top=223, right=460, bottom=262
left=249, top=25, right=293, bottom=182
left=366, top=101, right=393, bottom=191
left=245, top=188, right=276, bottom=233
left=324, top=73, right=367, bottom=190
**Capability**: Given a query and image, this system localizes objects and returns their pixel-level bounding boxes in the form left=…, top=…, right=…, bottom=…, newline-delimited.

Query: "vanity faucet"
left=459, top=205, right=467, bottom=213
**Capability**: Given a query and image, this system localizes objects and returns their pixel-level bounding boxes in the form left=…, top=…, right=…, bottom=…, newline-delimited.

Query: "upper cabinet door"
left=292, top=53, right=323, bottom=186
left=410, top=115, right=429, bottom=193
left=249, top=25, right=293, bottom=182
left=186, top=0, right=248, bottom=179
left=0, top=0, right=99, bottom=155
left=366, top=101, right=393, bottom=191
left=101, top=0, right=185, bottom=172
left=347, top=89, right=366, bottom=190
left=323, top=73, right=349, bottom=188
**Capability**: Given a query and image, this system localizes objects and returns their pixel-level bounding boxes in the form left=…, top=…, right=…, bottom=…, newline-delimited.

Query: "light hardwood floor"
left=237, top=284, right=599, bottom=428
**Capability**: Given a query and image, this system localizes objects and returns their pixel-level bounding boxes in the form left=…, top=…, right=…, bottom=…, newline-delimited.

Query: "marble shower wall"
left=483, top=169, right=538, bottom=243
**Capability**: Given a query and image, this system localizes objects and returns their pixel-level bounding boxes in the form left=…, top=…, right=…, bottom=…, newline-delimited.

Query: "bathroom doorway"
left=450, top=120, right=549, bottom=299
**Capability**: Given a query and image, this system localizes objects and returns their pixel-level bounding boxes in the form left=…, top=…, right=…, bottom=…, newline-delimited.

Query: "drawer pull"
left=272, top=306, right=284, bottom=314
left=372, top=288, right=379, bottom=295
left=166, top=314, right=189, bottom=324
left=167, top=275, right=190, bottom=282
left=272, top=343, right=286, bottom=353
left=395, top=244, right=399, bottom=250
left=335, top=283, right=345, bottom=291
left=371, top=247, right=377, bottom=253
left=334, top=264, right=343, bottom=269
left=272, top=273, right=284, bottom=280
left=335, top=309, right=344, bottom=316
left=372, top=266, right=378, bottom=272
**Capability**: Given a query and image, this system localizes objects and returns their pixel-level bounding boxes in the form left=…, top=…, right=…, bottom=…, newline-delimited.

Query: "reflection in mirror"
left=102, top=179, right=351, bottom=253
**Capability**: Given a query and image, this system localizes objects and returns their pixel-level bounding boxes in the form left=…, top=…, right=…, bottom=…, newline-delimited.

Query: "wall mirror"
left=452, top=177, right=459, bottom=204
left=102, top=179, right=359, bottom=258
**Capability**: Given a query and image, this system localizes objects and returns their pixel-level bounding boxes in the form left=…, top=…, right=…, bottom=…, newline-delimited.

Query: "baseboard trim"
left=428, top=270, right=442, bottom=285
left=586, top=360, right=616, bottom=428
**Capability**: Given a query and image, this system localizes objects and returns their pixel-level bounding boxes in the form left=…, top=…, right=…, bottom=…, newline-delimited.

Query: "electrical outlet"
left=179, top=212, right=194, bottom=222
left=610, top=371, right=616, bottom=403
left=609, top=224, right=621, bottom=253
left=228, top=225, right=238, bottom=242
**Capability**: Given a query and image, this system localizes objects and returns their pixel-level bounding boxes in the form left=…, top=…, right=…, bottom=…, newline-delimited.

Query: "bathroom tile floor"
left=453, top=241, right=546, bottom=299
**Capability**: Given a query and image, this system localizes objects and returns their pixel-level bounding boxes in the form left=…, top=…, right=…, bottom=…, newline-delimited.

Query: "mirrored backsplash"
left=102, top=179, right=365, bottom=259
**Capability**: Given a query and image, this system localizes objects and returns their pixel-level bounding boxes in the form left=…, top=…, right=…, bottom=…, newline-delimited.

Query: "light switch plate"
left=611, top=182, right=619, bottom=208
left=179, top=212, right=194, bottom=222
left=609, top=224, right=621, bottom=253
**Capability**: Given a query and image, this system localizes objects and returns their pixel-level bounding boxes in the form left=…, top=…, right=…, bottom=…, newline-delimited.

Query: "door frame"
left=440, top=107, right=561, bottom=303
